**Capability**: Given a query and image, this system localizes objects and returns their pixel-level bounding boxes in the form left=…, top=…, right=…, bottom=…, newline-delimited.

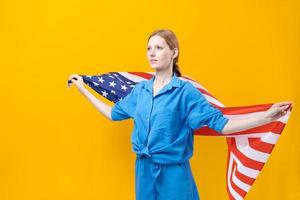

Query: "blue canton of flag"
left=68, top=72, right=136, bottom=103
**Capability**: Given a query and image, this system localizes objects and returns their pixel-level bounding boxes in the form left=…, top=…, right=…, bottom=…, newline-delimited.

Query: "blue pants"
left=135, top=156, right=200, bottom=200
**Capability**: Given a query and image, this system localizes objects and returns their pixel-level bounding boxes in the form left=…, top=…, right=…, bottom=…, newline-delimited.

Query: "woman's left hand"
left=264, top=101, right=293, bottom=123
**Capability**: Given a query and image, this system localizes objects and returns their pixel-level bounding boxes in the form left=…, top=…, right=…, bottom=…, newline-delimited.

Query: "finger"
left=272, top=103, right=288, bottom=110
left=276, top=102, right=286, bottom=107
left=278, top=105, right=290, bottom=113
left=278, top=105, right=288, bottom=111
left=284, top=104, right=292, bottom=111
left=274, top=110, right=287, bottom=119
left=68, top=76, right=75, bottom=84
left=278, top=101, right=293, bottom=107
left=68, top=74, right=80, bottom=81
left=73, top=74, right=80, bottom=79
left=68, top=76, right=79, bottom=83
left=67, top=80, right=73, bottom=88
left=280, top=111, right=288, bottom=117
left=286, top=101, right=293, bottom=108
left=67, top=75, right=80, bottom=85
left=68, top=74, right=77, bottom=80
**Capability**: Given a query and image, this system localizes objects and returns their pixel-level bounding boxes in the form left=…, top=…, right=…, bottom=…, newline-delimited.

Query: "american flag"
left=68, top=71, right=292, bottom=200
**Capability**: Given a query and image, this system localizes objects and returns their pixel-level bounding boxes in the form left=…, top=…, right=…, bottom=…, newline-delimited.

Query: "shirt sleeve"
left=184, top=82, right=229, bottom=133
left=111, top=84, right=139, bottom=121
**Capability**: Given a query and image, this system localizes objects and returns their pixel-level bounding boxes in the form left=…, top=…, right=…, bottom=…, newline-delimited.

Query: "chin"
left=149, top=63, right=162, bottom=69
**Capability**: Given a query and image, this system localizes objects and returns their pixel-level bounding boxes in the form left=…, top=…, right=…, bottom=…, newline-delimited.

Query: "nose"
left=148, top=48, right=156, bottom=57
left=149, top=51, right=155, bottom=58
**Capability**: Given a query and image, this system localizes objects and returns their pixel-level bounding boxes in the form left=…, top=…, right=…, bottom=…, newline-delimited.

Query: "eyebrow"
left=147, top=44, right=162, bottom=47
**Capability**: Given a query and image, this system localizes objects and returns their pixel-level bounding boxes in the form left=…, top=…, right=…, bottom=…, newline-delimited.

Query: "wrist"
left=78, top=85, right=87, bottom=95
left=259, top=112, right=271, bottom=125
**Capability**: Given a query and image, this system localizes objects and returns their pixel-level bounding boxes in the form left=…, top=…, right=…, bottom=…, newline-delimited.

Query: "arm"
left=68, top=74, right=113, bottom=121
left=78, top=86, right=113, bottom=121
left=221, top=101, right=292, bottom=135
left=221, top=113, right=267, bottom=134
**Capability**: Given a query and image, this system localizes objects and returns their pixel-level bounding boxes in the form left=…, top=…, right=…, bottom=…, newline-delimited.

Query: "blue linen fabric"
left=135, top=157, right=200, bottom=200
left=111, top=73, right=229, bottom=200
left=111, top=73, right=229, bottom=163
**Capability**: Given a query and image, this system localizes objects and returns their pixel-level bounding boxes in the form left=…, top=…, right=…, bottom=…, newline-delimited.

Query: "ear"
left=172, top=48, right=179, bottom=59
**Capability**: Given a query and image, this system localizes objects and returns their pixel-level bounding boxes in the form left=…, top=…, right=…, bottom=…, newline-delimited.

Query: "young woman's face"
left=147, top=35, right=175, bottom=71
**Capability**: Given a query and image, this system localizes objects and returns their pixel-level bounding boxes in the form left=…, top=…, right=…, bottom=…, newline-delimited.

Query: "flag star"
left=126, top=81, right=131, bottom=84
left=121, top=85, right=128, bottom=91
left=86, top=75, right=92, bottom=79
left=101, top=90, right=108, bottom=97
left=98, top=77, right=105, bottom=83
left=110, top=90, right=116, bottom=94
left=109, top=81, right=116, bottom=88
left=93, top=81, right=99, bottom=86
left=109, top=75, right=114, bottom=78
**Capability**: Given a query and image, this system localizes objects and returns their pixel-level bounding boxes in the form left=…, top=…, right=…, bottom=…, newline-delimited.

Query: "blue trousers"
left=135, top=156, right=200, bottom=200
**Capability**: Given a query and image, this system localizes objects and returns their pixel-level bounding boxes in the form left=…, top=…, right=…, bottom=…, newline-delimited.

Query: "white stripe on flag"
left=120, top=72, right=149, bottom=83
left=227, top=154, right=244, bottom=200
left=231, top=153, right=260, bottom=179
left=261, top=133, right=280, bottom=144
left=236, top=137, right=270, bottom=163
left=232, top=165, right=251, bottom=192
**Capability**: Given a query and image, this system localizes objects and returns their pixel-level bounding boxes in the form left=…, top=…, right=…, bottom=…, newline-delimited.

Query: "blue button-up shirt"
left=111, top=73, right=229, bottom=164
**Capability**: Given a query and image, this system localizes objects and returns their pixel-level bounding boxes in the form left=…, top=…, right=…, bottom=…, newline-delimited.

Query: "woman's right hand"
left=68, top=74, right=85, bottom=92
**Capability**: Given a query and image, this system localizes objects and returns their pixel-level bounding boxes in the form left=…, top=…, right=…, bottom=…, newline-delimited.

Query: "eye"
left=157, top=46, right=163, bottom=49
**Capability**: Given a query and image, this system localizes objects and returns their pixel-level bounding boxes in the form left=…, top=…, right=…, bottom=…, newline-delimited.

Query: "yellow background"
left=0, top=0, right=299, bottom=199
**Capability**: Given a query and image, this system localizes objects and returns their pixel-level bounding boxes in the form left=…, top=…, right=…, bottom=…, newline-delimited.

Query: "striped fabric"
left=75, top=71, right=292, bottom=200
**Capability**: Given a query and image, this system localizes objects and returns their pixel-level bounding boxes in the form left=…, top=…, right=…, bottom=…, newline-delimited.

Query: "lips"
left=150, top=59, right=158, bottom=62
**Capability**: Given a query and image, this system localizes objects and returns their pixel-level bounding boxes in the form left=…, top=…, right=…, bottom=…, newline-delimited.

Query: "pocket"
left=151, top=109, right=181, bottom=139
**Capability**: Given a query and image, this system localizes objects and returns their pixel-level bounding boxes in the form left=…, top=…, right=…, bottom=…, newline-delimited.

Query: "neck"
left=154, top=69, right=173, bottom=85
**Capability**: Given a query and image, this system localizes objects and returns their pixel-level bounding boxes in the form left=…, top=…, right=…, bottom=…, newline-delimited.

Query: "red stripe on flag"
left=230, top=139, right=265, bottom=170
left=229, top=163, right=248, bottom=197
left=219, top=104, right=273, bottom=114
left=234, top=167, right=255, bottom=185
left=228, top=160, right=237, bottom=200
left=248, top=138, right=275, bottom=154
left=128, top=72, right=154, bottom=79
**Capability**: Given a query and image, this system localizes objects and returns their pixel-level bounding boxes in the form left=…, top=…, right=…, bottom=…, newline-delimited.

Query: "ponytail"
left=172, top=58, right=181, bottom=77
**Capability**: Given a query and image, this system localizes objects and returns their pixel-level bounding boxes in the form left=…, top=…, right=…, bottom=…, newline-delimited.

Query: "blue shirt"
left=111, top=73, right=229, bottom=164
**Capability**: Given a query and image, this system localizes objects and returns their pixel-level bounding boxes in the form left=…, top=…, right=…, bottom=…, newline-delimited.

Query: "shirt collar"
left=142, top=73, right=182, bottom=92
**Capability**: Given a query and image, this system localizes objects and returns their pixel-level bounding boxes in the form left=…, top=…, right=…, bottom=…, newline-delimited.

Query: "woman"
left=68, top=29, right=292, bottom=200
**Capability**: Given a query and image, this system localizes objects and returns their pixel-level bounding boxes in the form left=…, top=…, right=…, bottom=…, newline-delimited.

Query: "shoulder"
left=133, top=80, right=145, bottom=90
left=180, top=80, right=204, bottom=100
left=181, top=80, right=194, bottom=90
left=181, top=80, right=200, bottom=94
left=127, top=81, right=144, bottom=95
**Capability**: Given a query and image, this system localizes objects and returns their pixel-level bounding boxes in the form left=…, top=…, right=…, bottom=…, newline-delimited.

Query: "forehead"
left=148, top=35, right=167, bottom=46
